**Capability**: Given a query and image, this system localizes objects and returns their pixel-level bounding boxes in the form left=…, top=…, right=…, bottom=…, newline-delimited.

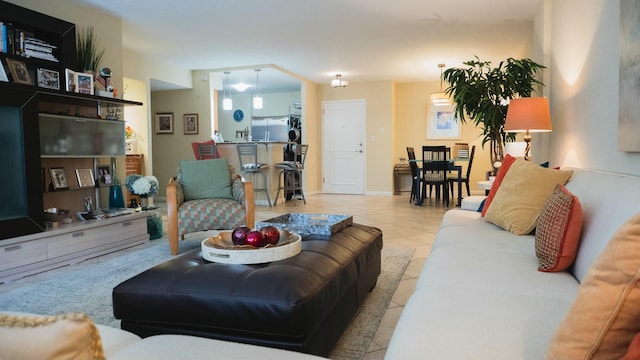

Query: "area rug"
left=0, top=236, right=414, bottom=360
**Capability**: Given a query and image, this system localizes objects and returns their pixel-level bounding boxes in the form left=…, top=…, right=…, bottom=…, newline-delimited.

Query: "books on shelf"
left=0, top=22, right=58, bottom=62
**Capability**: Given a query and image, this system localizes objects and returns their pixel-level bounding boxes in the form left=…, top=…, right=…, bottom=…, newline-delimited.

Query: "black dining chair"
left=406, top=147, right=420, bottom=204
left=450, top=145, right=476, bottom=198
left=422, top=145, right=449, bottom=207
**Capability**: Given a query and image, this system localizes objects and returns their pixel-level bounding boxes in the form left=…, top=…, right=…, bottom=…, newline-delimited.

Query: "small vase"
left=109, top=185, right=125, bottom=209
left=108, top=159, right=125, bottom=209
left=139, top=196, right=149, bottom=210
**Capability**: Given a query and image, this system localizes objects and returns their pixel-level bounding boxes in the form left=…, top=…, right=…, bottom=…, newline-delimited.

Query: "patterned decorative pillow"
left=481, top=154, right=517, bottom=217
left=547, top=214, right=640, bottom=359
left=0, top=312, right=104, bottom=360
left=535, top=184, right=583, bottom=272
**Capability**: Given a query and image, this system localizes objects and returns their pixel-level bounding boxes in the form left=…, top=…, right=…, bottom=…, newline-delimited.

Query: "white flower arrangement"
left=125, top=174, right=159, bottom=197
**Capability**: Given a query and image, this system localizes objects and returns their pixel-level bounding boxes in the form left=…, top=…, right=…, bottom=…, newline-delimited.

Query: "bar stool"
left=274, top=144, right=309, bottom=205
left=236, top=143, right=272, bottom=207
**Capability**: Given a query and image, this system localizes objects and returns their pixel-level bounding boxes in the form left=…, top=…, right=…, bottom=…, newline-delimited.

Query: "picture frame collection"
left=47, top=167, right=102, bottom=191
left=0, top=59, right=93, bottom=94
left=155, top=112, right=200, bottom=135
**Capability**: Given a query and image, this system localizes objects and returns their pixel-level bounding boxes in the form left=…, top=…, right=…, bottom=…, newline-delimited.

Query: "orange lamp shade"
left=504, top=97, right=552, bottom=133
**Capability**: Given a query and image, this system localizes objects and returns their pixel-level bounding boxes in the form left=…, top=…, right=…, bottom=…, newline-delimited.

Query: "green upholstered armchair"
left=166, top=158, right=255, bottom=255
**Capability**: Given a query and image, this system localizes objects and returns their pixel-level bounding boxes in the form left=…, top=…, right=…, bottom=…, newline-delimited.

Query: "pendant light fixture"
left=253, top=69, right=263, bottom=109
left=222, top=71, right=232, bottom=111
left=431, top=64, right=452, bottom=106
left=331, top=74, right=349, bottom=87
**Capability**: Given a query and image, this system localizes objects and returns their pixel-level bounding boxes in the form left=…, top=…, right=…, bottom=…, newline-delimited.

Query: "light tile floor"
left=252, top=193, right=449, bottom=359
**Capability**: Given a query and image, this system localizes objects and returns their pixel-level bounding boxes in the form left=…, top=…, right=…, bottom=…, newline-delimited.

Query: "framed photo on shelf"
left=184, top=113, right=199, bottom=135
left=75, top=169, right=95, bottom=188
left=426, top=104, right=462, bottom=140
left=0, top=61, right=8, bottom=82
left=76, top=72, right=94, bottom=95
left=96, top=165, right=112, bottom=185
left=155, top=112, right=174, bottom=134
left=65, top=68, right=77, bottom=92
left=37, top=68, right=60, bottom=90
left=49, top=167, right=69, bottom=190
left=6, top=58, right=32, bottom=85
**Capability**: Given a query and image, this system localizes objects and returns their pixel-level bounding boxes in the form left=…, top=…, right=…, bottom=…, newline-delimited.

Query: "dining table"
left=409, top=158, right=468, bottom=207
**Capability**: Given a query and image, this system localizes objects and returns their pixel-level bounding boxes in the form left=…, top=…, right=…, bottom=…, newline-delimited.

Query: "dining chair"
left=450, top=145, right=476, bottom=198
left=406, top=147, right=420, bottom=204
left=422, top=145, right=449, bottom=206
left=195, top=143, right=218, bottom=159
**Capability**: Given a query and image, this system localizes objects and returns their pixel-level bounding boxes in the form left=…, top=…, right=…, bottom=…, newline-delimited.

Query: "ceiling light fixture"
left=222, top=71, right=232, bottom=111
left=253, top=69, right=263, bottom=109
left=431, top=64, right=452, bottom=106
left=331, top=74, right=349, bottom=88
left=231, top=83, right=250, bottom=92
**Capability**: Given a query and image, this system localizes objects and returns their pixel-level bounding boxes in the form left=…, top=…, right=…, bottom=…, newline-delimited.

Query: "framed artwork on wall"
left=426, top=104, right=461, bottom=140
left=49, top=167, right=69, bottom=190
left=155, top=113, right=174, bottom=134
left=184, top=113, right=199, bottom=135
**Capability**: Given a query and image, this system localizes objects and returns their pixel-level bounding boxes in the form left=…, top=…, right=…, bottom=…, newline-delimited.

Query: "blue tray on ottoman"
left=256, top=213, right=352, bottom=240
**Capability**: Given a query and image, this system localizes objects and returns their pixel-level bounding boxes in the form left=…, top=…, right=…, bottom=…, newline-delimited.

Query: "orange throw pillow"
left=622, top=332, right=640, bottom=360
left=535, top=184, right=583, bottom=272
left=547, top=214, right=640, bottom=360
left=481, top=154, right=517, bottom=217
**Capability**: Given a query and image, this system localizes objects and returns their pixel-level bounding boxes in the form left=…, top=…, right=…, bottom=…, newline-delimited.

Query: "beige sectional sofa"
left=0, top=311, right=328, bottom=360
left=385, top=163, right=640, bottom=359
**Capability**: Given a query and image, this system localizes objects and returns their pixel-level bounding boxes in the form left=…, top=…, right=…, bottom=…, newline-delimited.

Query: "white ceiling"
left=67, top=0, right=542, bottom=92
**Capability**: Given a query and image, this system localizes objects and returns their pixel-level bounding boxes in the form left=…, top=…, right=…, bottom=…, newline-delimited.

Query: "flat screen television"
left=0, top=88, right=45, bottom=239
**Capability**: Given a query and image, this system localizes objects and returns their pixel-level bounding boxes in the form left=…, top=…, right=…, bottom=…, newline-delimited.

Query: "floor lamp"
left=504, top=97, right=552, bottom=161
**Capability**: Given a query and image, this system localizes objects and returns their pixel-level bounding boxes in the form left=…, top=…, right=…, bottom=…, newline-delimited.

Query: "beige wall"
left=545, top=0, right=640, bottom=174
left=396, top=82, right=488, bottom=192
left=320, top=81, right=395, bottom=194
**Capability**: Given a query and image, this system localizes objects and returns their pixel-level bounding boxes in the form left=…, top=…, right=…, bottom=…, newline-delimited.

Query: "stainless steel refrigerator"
left=251, top=116, right=288, bottom=141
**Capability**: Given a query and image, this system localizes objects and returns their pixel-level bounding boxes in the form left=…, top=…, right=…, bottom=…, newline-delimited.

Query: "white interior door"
left=322, top=100, right=365, bottom=194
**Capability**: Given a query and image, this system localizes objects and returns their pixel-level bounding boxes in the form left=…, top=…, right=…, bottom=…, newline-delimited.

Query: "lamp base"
left=523, top=134, right=532, bottom=161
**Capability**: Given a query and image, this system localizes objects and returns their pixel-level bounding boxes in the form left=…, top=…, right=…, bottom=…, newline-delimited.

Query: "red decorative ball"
left=231, top=226, right=251, bottom=246
left=245, top=230, right=267, bottom=247
left=260, top=226, right=280, bottom=245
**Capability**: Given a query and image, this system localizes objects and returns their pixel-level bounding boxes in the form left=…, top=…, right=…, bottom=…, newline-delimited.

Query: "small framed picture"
left=76, top=72, right=94, bottom=95
left=0, top=61, right=8, bottom=82
left=75, top=168, right=95, bottom=188
left=6, top=58, right=31, bottom=85
left=37, top=68, right=60, bottom=90
left=49, top=167, right=69, bottom=190
left=65, top=68, right=77, bottom=92
left=155, top=112, right=174, bottom=134
left=96, top=165, right=112, bottom=185
left=184, top=113, right=199, bottom=135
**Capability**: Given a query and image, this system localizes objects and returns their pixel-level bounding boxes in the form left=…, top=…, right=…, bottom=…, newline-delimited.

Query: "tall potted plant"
left=443, top=57, right=545, bottom=173
left=76, top=26, right=104, bottom=73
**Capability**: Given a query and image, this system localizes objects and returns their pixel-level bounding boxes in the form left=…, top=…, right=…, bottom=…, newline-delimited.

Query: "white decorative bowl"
left=201, top=230, right=302, bottom=264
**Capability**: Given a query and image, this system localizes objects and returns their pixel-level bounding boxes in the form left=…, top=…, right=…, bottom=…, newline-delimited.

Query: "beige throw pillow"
left=0, top=312, right=105, bottom=360
left=484, top=159, right=573, bottom=235
left=547, top=213, right=640, bottom=360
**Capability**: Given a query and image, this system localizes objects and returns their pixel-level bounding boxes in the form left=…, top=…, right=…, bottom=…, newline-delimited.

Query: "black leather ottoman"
left=112, top=223, right=382, bottom=357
